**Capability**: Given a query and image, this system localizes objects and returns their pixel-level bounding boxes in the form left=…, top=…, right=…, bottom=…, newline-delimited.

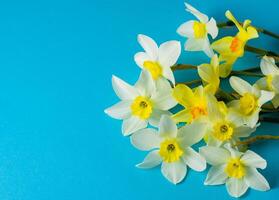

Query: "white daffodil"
left=104, top=70, right=177, bottom=136
left=177, top=2, right=218, bottom=57
left=256, top=56, right=279, bottom=108
left=200, top=145, right=270, bottom=198
left=205, top=95, right=256, bottom=147
left=228, top=76, right=274, bottom=128
left=134, top=34, right=181, bottom=85
left=131, top=115, right=207, bottom=184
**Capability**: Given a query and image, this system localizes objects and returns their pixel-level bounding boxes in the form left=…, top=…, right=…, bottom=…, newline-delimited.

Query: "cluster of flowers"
left=105, top=3, right=279, bottom=198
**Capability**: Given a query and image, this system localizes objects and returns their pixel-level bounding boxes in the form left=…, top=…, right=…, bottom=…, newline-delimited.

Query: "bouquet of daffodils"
left=105, top=3, right=279, bottom=198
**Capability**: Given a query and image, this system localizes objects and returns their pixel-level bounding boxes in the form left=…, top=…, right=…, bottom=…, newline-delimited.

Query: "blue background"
left=0, top=0, right=278, bottom=199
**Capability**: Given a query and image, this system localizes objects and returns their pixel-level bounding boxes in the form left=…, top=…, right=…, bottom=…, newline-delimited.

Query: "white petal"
left=122, top=116, right=148, bottom=136
left=136, top=150, right=162, bottom=169
left=185, top=3, right=208, bottom=23
left=203, top=38, right=214, bottom=57
left=182, top=147, right=206, bottom=172
left=130, top=128, right=162, bottom=151
left=135, top=70, right=155, bottom=96
left=152, top=80, right=177, bottom=110
left=226, top=178, right=248, bottom=198
left=224, top=143, right=244, bottom=158
left=245, top=109, right=260, bottom=128
left=137, top=34, right=158, bottom=60
left=199, top=146, right=230, bottom=165
left=149, top=110, right=171, bottom=127
left=134, top=52, right=151, bottom=68
left=229, top=76, right=253, bottom=95
left=260, top=55, right=279, bottom=75
left=206, top=17, right=218, bottom=39
left=104, top=100, right=132, bottom=119
left=162, top=66, right=175, bottom=85
left=245, top=167, right=270, bottom=191
left=272, top=94, right=279, bottom=108
left=258, top=90, right=274, bottom=106
left=255, top=77, right=268, bottom=90
left=161, top=160, right=187, bottom=184
left=205, top=165, right=228, bottom=185
left=233, top=125, right=256, bottom=138
left=159, top=115, right=177, bottom=138
left=112, top=75, right=139, bottom=100
left=178, top=122, right=207, bottom=147
left=158, top=40, right=181, bottom=68
left=185, top=38, right=205, bottom=51
left=241, top=150, right=267, bottom=169
left=176, top=21, right=195, bottom=38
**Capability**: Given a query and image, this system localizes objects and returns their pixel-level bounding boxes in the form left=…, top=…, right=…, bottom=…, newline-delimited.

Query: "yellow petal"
left=173, top=84, right=195, bottom=108
left=211, top=36, right=234, bottom=54
left=172, top=110, right=192, bottom=123
left=246, top=26, right=259, bottom=39
left=225, top=10, right=243, bottom=31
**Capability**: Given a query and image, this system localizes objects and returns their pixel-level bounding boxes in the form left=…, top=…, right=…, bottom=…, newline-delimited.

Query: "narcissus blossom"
left=205, top=95, right=256, bottom=146
left=256, top=56, right=279, bottom=108
left=172, top=84, right=208, bottom=123
left=131, top=115, right=207, bottom=184
left=177, top=3, right=218, bottom=57
left=134, top=34, right=181, bottom=85
left=228, top=76, right=274, bottom=128
left=211, top=11, right=258, bottom=77
left=105, top=70, right=177, bottom=136
left=200, top=145, right=270, bottom=198
left=197, top=54, right=220, bottom=94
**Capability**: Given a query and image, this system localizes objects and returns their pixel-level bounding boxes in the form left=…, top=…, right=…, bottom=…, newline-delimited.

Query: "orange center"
left=190, top=107, right=207, bottom=120
left=230, top=37, right=241, bottom=52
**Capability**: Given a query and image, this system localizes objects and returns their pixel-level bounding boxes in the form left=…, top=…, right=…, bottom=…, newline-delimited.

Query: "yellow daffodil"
left=256, top=56, right=279, bottom=108
left=200, top=144, right=270, bottom=198
left=228, top=76, right=274, bottom=128
left=211, top=11, right=259, bottom=77
left=131, top=115, right=207, bottom=184
left=105, top=70, right=177, bottom=136
left=172, top=84, right=208, bottom=123
left=205, top=95, right=256, bottom=146
left=197, top=54, right=220, bottom=94
left=177, top=3, right=218, bottom=57
left=134, top=34, right=181, bottom=85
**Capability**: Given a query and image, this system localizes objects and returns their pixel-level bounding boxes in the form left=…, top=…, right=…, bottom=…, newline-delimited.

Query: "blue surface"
left=0, top=0, right=278, bottom=199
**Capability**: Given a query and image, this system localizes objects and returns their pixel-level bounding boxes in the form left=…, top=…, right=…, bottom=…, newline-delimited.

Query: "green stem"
left=230, top=70, right=263, bottom=77
left=235, top=135, right=279, bottom=146
left=171, top=64, right=196, bottom=71
left=176, top=79, right=201, bottom=86
left=245, top=45, right=279, bottom=60
left=217, top=21, right=279, bottom=40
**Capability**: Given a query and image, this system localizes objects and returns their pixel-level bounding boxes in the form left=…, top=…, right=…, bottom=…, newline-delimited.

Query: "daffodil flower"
left=205, top=95, right=256, bottom=146
left=134, top=34, right=181, bottom=85
left=211, top=11, right=259, bottom=77
left=200, top=145, right=270, bottom=198
left=228, top=76, right=274, bottom=128
left=177, top=3, right=218, bottom=57
left=131, top=115, right=207, bottom=184
left=172, top=84, right=208, bottom=123
left=105, top=70, right=177, bottom=136
left=197, top=54, right=220, bottom=94
left=256, top=56, right=279, bottom=108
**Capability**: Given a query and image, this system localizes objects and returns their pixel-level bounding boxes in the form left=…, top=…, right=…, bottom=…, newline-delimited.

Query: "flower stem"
left=245, top=45, right=279, bottom=60
left=176, top=79, right=201, bottom=86
left=230, top=70, right=263, bottom=77
left=217, top=21, right=279, bottom=40
left=171, top=64, right=197, bottom=71
left=235, top=135, right=279, bottom=146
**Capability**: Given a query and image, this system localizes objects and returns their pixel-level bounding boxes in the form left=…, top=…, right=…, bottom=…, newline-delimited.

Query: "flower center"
left=130, top=96, right=153, bottom=119
left=143, top=61, right=162, bottom=80
left=159, top=138, right=183, bottom=163
left=225, top=158, right=245, bottom=179
left=213, top=122, right=234, bottom=141
left=193, top=21, right=207, bottom=39
left=230, top=37, right=244, bottom=54
left=240, top=93, right=257, bottom=115
left=190, top=106, right=207, bottom=121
